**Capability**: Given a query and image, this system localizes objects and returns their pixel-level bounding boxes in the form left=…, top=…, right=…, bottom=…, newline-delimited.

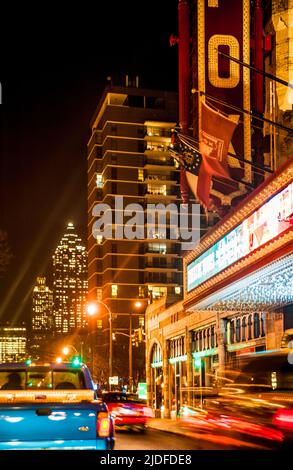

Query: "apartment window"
left=137, top=127, right=145, bottom=136
left=148, top=286, right=167, bottom=299
left=96, top=288, right=103, bottom=301
left=146, top=126, right=161, bottom=137
left=138, top=286, right=145, bottom=298
left=147, top=184, right=167, bottom=195
left=96, top=174, right=103, bottom=188
left=111, top=284, right=118, bottom=297
left=138, top=169, right=144, bottom=182
left=148, top=243, right=166, bottom=254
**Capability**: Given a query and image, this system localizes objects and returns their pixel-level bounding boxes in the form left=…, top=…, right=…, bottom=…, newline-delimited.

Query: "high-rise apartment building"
left=53, top=223, right=88, bottom=334
left=87, top=82, right=184, bottom=381
left=0, top=326, right=27, bottom=362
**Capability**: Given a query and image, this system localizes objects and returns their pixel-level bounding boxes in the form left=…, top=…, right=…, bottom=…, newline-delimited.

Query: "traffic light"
left=71, top=356, right=82, bottom=367
left=138, top=327, right=143, bottom=343
left=132, top=330, right=139, bottom=347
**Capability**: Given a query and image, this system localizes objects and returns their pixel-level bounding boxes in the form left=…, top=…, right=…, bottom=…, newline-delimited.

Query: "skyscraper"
left=87, top=81, right=185, bottom=382
left=32, top=277, right=53, bottom=332
left=30, top=276, right=53, bottom=357
left=0, top=325, right=27, bottom=363
left=53, top=223, right=88, bottom=334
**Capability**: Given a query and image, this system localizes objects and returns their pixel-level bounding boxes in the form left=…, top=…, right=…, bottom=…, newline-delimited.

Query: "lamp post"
left=129, top=301, right=143, bottom=393
left=87, top=301, right=113, bottom=390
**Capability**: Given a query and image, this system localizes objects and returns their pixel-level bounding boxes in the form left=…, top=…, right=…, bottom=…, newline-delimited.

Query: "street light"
left=62, top=345, right=78, bottom=356
left=86, top=300, right=113, bottom=390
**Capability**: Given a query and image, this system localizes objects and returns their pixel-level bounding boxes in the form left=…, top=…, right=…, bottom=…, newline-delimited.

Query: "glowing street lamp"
left=62, top=345, right=78, bottom=356
left=86, top=302, right=98, bottom=317
left=56, top=357, right=63, bottom=364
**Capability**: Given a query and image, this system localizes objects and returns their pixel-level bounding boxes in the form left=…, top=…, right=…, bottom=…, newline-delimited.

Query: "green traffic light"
left=26, top=359, right=32, bottom=366
left=72, top=356, right=81, bottom=367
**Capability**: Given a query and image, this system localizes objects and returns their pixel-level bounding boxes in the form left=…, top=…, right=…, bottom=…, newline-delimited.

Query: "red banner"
left=194, top=0, right=251, bottom=206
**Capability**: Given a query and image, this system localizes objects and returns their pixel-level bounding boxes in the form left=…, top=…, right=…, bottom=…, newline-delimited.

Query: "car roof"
left=0, top=362, right=87, bottom=371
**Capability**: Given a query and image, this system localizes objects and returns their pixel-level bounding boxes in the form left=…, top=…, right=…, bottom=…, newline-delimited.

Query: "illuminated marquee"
left=187, top=181, right=293, bottom=292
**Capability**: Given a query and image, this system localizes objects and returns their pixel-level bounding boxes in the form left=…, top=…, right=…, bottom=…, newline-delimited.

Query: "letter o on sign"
left=208, top=34, right=240, bottom=88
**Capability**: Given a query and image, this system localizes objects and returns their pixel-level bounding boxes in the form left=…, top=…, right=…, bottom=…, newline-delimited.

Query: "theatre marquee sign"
left=187, top=181, right=293, bottom=292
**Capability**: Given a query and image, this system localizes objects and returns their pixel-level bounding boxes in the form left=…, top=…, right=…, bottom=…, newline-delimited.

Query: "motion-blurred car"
left=102, top=392, right=153, bottom=432
left=180, top=350, right=293, bottom=449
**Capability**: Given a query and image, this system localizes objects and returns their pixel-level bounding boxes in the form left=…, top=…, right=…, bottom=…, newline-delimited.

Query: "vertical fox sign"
left=193, top=0, right=252, bottom=208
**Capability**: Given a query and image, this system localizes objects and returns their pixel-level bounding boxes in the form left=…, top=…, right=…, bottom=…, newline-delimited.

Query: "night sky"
left=0, top=1, right=179, bottom=325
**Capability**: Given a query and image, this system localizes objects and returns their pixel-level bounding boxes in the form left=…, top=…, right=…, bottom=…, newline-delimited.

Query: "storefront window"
left=211, top=327, right=215, bottom=348
left=248, top=315, right=252, bottom=340
left=242, top=317, right=246, bottom=341
left=199, top=331, right=202, bottom=350
left=230, top=320, right=235, bottom=344
left=254, top=313, right=260, bottom=338
left=236, top=318, right=241, bottom=342
left=261, top=313, right=266, bottom=337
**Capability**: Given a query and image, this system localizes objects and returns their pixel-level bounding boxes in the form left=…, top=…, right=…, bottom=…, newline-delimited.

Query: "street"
left=114, top=428, right=233, bottom=450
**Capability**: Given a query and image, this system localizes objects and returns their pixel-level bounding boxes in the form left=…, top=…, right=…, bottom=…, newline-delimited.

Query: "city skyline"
left=0, top=1, right=179, bottom=325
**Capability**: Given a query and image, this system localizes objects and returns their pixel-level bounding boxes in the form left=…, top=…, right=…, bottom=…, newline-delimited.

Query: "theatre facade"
left=145, top=159, right=293, bottom=418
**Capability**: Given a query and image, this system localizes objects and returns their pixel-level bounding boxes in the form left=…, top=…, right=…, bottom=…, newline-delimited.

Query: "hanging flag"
left=196, top=101, right=238, bottom=207
left=169, top=134, right=203, bottom=204
left=200, top=100, right=237, bottom=179
left=170, top=115, right=238, bottom=210
left=180, top=167, right=190, bottom=205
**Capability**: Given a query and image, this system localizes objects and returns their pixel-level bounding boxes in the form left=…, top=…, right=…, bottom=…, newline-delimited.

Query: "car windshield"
left=0, top=369, right=86, bottom=390
left=222, top=354, right=293, bottom=391
left=103, top=392, right=146, bottom=404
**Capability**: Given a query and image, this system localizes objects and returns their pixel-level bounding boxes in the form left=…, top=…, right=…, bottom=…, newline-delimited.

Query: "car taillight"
left=97, top=412, right=111, bottom=437
left=273, top=409, right=293, bottom=430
